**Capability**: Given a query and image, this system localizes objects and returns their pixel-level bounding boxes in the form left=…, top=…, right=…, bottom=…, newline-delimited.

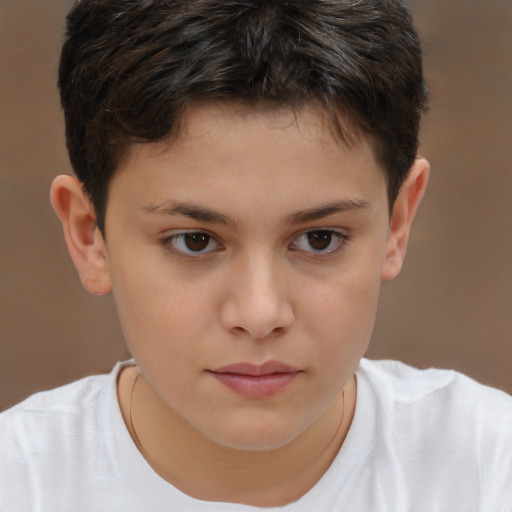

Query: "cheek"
left=303, top=265, right=382, bottom=364
left=113, top=277, right=213, bottom=401
left=108, top=254, right=214, bottom=359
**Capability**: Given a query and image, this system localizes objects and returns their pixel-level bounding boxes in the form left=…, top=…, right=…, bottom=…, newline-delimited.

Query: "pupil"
left=184, top=233, right=210, bottom=251
left=307, top=231, right=332, bottom=251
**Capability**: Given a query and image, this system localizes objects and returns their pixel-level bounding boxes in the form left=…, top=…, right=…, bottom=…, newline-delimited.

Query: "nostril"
left=268, top=326, right=287, bottom=338
left=229, top=324, right=289, bottom=340
left=230, top=326, right=247, bottom=336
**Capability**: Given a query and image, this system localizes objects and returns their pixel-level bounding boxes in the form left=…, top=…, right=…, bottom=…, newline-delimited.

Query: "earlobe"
left=381, top=158, right=430, bottom=281
left=50, top=175, right=112, bottom=295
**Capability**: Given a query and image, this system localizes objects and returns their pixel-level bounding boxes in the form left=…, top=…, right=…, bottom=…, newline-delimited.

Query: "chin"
left=204, top=420, right=304, bottom=452
left=216, top=436, right=298, bottom=453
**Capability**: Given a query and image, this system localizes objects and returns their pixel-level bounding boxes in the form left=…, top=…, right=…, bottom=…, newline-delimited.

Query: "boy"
left=1, top=0, right=511, bottom=510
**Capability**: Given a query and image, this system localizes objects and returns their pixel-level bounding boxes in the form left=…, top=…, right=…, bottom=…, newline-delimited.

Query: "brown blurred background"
left=1, top=0, right=511, bottom=411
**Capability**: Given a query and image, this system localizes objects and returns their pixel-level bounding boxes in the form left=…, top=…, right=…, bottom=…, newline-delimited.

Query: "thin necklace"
left=129, top=371, right=147, bottom=458
left=129, top=371, right=346, bottom=468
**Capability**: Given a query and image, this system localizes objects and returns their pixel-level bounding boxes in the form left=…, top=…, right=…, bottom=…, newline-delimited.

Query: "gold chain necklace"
left=129, top=372, right=147, bottom=458
left=128, top=371, right=346, bottom=468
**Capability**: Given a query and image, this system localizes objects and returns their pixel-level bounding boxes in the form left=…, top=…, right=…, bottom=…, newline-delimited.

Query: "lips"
left=208, top=361, right=302, bottom=399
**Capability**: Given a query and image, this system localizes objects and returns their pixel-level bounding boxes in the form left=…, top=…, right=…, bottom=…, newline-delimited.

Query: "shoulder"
left=0, top=371, right=110, bottom=462
left=356, top=359, right=512, bottom=507
left=1, top=371, right=110, bottom=432
left=358, top=358, right=512, bottom=414
left=0, top=363, right=128, bottom=510
left=0, top=361, right=133, bottom=442
left=358, top=359, right=512, bottom=437
left=3, top=371, right=109, bottom=412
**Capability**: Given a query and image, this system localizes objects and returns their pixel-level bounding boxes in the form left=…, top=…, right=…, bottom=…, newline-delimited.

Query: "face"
left=102, top=105, right=393, bottom=450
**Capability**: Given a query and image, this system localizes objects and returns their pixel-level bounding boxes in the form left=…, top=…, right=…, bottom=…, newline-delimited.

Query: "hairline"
left=99, top=99, right=393, bottom=237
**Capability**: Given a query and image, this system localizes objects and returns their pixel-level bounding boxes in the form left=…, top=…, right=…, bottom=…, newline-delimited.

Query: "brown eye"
left=166, top=231, right=220, bottom=255
left=307, top=230, right=334, bottom=251
left=184, top=232, right=211, bottom=252
left=291, top=229, right=348, bottom=255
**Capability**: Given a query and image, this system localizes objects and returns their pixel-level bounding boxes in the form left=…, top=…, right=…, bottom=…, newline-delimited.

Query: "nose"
left=220, top=252, right=295, bottom=340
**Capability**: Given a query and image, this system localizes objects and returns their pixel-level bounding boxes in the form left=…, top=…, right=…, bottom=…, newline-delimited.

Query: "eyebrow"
left=286, top=199, right=370, bottom=224
left=141, top=198, right=370, bottom=226
left=141, top=201, right=236, bottom=226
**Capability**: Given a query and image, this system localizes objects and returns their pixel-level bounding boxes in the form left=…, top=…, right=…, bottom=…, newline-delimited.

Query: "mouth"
left=207, top=361, right=302, bottom=399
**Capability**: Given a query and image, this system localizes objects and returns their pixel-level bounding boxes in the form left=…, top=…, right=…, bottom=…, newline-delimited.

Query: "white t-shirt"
left=1, top=359, right=511, bottom=511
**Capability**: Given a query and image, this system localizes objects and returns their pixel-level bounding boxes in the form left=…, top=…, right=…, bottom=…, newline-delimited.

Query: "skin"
left=51, top=104, right=429, bottom=506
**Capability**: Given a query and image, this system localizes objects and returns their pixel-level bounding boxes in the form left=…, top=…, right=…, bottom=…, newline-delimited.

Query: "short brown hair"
left=59, top=0, right=428, bottom=233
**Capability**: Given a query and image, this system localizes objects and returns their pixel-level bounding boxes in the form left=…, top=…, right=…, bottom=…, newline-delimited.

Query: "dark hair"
left=59, top=0, right=428, bottom=233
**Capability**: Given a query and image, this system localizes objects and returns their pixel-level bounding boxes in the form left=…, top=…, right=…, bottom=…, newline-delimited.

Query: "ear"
left=381, top=158, right=430, bottom=281
left=50, top=175, right=112, bottom=295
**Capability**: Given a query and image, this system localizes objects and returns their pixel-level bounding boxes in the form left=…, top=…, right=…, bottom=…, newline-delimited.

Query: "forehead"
left=124, top=102, right=381, bottom=171
left=180, top=102, right=368, bottom=154
left=112, top=103, right=388, bottom=216
left=177, top=102, right=344, bottom=141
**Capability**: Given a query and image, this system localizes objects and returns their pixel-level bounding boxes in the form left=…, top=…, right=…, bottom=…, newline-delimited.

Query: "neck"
left=118, top=367, right=356, bottom=507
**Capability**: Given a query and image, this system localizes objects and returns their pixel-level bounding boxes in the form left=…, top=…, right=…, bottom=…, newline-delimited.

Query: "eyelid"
left=159, top=227, right=350, bottom=260
left=289, top=228, right=351, bottom=257
left=160, top=229, right=223, bottom=257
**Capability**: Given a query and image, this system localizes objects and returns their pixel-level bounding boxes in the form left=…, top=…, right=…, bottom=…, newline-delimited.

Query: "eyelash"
left=289, top=229, right=351, bottom=258
left=161, top=230, right=222, bottom=258
left=161, top=229, right=351, bottom=259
